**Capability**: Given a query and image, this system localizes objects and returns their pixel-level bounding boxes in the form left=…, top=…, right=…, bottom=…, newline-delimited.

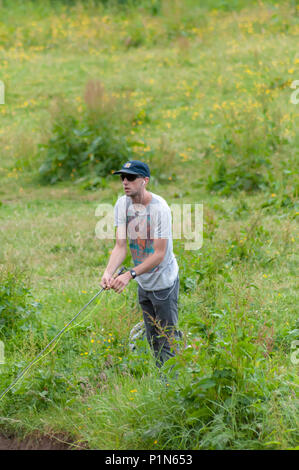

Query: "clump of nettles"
left=0, top=265, right=42, bottom=338
left=38, top=80, right=135, bottom=185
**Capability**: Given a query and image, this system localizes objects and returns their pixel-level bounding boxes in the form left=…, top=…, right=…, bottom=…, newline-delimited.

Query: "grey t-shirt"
left=114, top=192, right=179, bottom=291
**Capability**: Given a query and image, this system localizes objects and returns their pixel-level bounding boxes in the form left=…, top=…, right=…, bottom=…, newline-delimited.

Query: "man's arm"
left=100, top=227, right=127, bottom=289
left=134, top=238, right=167, bottom=276
left=110, top=238, right=167, bottom=293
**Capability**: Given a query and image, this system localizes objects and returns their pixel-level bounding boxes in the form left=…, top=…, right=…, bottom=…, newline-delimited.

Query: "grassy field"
left=0, top=0, right=298, bottom=450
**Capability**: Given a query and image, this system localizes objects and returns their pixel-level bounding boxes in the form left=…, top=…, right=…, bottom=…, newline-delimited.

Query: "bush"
left=38, top=80, right=135, bottom=185
left=0, top=266, right=42, bottom=338
left=206, top=103, right=287, bottom=195
left=38, top=81, right=178, bottom=187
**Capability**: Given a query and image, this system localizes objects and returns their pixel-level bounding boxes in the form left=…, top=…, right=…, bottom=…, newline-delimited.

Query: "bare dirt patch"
left=0, top=433, right=74, bottom=450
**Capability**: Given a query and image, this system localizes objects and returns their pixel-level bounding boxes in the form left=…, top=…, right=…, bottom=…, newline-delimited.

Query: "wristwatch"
left=130, top=269, right=137, bottom=279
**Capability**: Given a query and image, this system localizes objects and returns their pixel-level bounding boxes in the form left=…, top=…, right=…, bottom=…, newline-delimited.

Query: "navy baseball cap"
left=113, top=160, right=150, bottom=178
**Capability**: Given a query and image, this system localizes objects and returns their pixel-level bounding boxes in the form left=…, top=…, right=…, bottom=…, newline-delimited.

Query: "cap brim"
left=113, top=170, right=140, bottom=175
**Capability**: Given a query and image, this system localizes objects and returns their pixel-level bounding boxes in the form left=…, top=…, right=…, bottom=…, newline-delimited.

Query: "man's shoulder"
left=114, top=195, right=129, bottom=208
left=150, top=192, right=169, bottom=208
left=150, top=193, right=171, bottom=215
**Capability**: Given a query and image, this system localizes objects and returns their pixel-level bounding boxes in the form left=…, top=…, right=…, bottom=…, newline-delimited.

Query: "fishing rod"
left=0, top=266, right=127, bottom=402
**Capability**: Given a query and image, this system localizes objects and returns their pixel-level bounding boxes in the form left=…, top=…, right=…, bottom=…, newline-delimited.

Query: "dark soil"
left=0, top=433, right=75, bottom=450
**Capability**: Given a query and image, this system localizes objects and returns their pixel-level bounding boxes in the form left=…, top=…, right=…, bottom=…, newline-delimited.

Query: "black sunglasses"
left=120, top=174, right=141, bottom=182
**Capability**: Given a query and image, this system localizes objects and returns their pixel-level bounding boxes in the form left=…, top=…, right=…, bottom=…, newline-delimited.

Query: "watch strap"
left=130, top=269, right=137, bottom=279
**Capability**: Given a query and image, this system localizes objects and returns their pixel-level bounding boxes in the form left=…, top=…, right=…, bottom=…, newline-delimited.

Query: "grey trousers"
left=137, top=276, right=181, bottom=368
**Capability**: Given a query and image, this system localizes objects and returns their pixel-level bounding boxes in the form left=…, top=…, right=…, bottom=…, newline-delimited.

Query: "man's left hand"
left=110, top=271, right=132, bottom=294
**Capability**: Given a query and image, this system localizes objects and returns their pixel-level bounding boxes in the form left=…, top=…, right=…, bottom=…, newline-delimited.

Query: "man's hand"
left=110, top=271, right=132, bottom=294
left=100, top=271, right=113, bottom=290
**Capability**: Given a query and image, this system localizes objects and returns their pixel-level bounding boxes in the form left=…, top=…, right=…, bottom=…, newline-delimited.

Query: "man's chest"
left=126, top=212, right=152, bottom=240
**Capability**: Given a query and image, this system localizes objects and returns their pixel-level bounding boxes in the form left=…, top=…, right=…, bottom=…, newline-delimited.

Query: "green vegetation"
left=0, top=0, right=298, bottom=450
left=38, top=81, right=135, bottom=185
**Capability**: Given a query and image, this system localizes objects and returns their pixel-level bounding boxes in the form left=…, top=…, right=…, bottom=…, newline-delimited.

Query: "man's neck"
left=131, top=190, right=152, bottom=207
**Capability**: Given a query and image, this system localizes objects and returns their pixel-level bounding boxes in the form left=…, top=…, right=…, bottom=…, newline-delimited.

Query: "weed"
left=0, top=266, right=42, bottom=338
left=38, top=81, right=135, bottom=184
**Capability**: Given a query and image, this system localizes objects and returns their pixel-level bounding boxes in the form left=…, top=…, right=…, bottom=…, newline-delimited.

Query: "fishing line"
left=0, top=267, right=127, bottom=402
left=0, top=289, right=103, bottom=402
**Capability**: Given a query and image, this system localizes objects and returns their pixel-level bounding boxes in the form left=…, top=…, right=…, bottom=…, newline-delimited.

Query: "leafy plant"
left=0, top=266, right=42, bottom=338
left=207, top=158, right=269, bottom=194
left=206, top=103, right=287, bottom=195
left=38, top=81, right=135, bottom=185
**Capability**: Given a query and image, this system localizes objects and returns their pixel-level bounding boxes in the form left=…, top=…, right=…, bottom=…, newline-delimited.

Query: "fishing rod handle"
left=114, top=266, right=127, bottom=278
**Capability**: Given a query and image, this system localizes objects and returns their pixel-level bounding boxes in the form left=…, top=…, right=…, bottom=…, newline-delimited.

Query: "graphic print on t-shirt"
left=126, top=213, right=158, bottom=272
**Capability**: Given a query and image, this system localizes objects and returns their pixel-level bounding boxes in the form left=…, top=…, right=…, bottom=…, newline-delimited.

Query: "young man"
left=100, top=160, right=181, bottom=368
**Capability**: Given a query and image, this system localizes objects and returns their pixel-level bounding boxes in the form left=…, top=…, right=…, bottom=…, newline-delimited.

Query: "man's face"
left=120, top=174, right=145, bottom=197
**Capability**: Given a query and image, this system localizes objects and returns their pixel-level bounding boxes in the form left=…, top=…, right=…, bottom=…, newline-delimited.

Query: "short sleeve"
left=114, top=197, right=127, bottom=227
left=151, top=204, right=171, bottom=239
